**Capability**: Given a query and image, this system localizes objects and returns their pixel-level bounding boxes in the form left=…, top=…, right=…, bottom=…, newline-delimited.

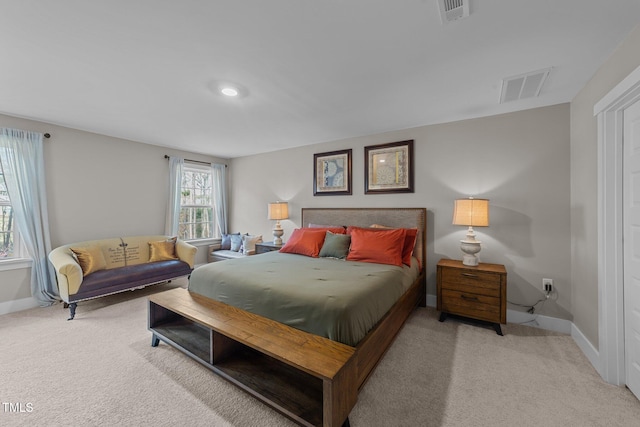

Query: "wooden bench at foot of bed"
left=148, top=287, right=357, bottom=427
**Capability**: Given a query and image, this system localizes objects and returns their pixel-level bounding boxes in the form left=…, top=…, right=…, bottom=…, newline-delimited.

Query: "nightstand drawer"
left=440, top=268, right=501, bottom=297
left=440, top=289, right=501, bottom=323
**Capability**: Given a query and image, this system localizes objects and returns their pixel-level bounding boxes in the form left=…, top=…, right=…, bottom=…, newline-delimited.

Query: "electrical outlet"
left=543, top=278, right=553, bottom=292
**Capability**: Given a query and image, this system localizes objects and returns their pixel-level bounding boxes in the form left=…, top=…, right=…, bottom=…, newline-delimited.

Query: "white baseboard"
left=426, top=293, right=601, bottom=378
left=426, top=293, right=437, bottom=308
left=425, top=293, right=572, bottom=334
left=506, top=309, right=572, bottom=334
left=571, top=322, right=601, bottom=374
left=0, top=296, right=39, bottom=316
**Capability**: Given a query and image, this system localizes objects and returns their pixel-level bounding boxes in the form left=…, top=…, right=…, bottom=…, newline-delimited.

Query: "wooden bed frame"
left=148, top=207, right=427, bottom=427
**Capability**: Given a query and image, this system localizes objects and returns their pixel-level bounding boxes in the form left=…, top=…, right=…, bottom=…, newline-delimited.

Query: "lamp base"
left=272, top=225, right=284, bottom=246
left=461, top=253, right=479, bottom=266
left=460, top=239, right=481, bottom=267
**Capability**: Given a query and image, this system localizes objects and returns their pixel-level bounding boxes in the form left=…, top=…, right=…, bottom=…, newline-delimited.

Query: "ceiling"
left=1, top=1, right=639, bottom=159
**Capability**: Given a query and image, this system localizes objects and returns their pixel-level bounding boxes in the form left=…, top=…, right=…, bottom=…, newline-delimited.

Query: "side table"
left=436, top=259, right=507, bottom=335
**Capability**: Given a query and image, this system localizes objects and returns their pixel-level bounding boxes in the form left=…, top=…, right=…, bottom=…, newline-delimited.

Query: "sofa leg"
left=67, top=303, right=77, bottom=321
left=63, top=302, right=69, bottom=309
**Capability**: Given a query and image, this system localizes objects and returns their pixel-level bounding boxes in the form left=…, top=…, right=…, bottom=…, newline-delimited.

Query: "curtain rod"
left=163, top=154, right=226, bottom=167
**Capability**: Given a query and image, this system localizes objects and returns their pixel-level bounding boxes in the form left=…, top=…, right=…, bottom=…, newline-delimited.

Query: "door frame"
left=595, top=64, right=640, bottom=385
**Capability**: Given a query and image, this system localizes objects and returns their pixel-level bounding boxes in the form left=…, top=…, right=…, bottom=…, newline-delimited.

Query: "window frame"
left=0, top=171, right=30, bottom=271
left=178, top=163, right=219, bottom=242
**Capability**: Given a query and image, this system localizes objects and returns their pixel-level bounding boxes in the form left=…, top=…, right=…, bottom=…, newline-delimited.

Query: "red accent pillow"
left=304, top=226, right=346, bottom=234
left=346, top=227, right=406, bottom=267
left=279, top=228, right=327, bottom=257
left=346, top=226, right=418, bottom=267
left=345, top=225, right=366, bottom=235
left=402, top=228, right=419, bottom=268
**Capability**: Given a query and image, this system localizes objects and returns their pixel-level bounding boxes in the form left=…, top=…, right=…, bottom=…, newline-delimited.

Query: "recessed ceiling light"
left=210, top=80, right=248, bottom=99
left=221, top=87, right=239, bottom=97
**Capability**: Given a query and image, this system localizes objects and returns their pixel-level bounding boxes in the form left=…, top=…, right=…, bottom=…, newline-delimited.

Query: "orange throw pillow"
left=347, top=226, right=418, bottom=267
left=346, top=227, right=406, bottom=267
left=402, top=228, right=418, bottom=267
left=304, top=226, right=346, bottom=234
left=279, top=228, right=328, bottom=257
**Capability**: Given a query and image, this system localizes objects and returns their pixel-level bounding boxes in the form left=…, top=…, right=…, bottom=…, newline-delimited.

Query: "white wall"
left=0, top=113, right=227, bottom=305
left=570, top=24, right=640, bottom=349
left=230, top=104, right=572, bottom=320
left=0, top=268, right=31, bottom=307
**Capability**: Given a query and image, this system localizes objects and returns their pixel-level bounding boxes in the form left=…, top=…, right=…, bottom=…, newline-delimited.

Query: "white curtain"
left=211, top=163, right=228, bottom=235
left=165, top=156, right=184, bottom=236
left=0, top=128, right=57, bottom=305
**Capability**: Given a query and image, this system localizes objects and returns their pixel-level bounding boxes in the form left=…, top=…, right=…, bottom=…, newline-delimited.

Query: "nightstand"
left=255, top=241, right=282, bottom=254
left=437, top=259, right=507, bottom=335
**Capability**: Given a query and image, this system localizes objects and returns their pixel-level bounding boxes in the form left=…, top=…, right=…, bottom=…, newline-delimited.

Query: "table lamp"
left=268, top=201, right=289, bottom=246
left=452, top=197, right=489, bottom=266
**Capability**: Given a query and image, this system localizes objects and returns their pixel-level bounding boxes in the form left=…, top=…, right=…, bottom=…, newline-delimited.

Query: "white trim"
left=0, top=296, right=39, bottom=315
left=594, top=63, right=640, bottom=385
left=186, top=237, right=220, bottom=247
left=572, top=322, right=601, bottom=374
left=427, top=292, right=572, bottom=334
left=594, top=65, right=640, bottom=114
left=426, top=293, right=437, bottom=308
left=506, top=309, right=572, bottom=335
left=596, top=107, right=626, bottom=385
left=0, top=257, right=32, bottom=271
left=429, top=294, right=604, bottom=377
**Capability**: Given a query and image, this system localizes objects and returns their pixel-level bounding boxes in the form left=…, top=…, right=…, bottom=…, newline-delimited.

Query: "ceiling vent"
left=438, top=0, right=470, bottom=24
left=500, top=68, right=552, bottom=103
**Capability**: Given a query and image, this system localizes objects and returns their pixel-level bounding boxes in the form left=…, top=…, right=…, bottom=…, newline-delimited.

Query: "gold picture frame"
left=313, top=149, right=352, bottom=196
left=364, top=140, right=414, bottom=194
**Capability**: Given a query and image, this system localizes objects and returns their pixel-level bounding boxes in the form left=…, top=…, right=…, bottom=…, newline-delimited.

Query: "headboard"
left=301, top=207, right=427, bottom=272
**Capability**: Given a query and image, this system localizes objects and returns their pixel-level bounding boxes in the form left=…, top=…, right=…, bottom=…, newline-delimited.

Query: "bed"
left=148, top=207, right=426, bottom=427
left=189, top=250, right=420, bottom=346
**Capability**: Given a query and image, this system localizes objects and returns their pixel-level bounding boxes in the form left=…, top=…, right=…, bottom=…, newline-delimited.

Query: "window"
left=0, top=168, right=21, bottom=259
left=178, top=164, right=218, bottom=240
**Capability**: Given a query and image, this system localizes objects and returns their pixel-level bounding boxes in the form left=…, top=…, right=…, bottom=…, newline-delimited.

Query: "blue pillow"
left=221, top=232, right=240, bottom=250
left=230, top=234, right=243, bottom=252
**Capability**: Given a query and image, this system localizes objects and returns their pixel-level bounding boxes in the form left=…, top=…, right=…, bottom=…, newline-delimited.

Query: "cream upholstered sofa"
left=48, top=235, right=196, bottom=320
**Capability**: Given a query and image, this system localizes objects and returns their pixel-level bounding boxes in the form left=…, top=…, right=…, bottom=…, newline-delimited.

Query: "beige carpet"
left=1, top=279, right=639, bottom=427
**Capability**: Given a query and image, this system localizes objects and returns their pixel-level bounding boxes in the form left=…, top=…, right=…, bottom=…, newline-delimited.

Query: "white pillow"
left=242, top=235, right=263, bottom=255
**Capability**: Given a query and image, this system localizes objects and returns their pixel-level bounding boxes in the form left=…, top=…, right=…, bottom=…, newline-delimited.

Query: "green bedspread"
left=188, top=251, right=420, bottom=346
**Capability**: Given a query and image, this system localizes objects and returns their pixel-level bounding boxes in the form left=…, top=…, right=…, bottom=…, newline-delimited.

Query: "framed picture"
left=364, top=140, right=414, bottom=194
left=313, top=149, right=352, bottom=196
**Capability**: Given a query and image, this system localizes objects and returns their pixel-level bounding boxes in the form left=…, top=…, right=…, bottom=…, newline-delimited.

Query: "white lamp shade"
left=452, top=198, right=489, bottom=227
left=268, top=202, right=289, bottom=221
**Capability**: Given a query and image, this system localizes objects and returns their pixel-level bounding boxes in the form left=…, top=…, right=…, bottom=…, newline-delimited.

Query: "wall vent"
left=500, top=68, right=552, bottom=103
left=438, top=0, right=470, bottom=24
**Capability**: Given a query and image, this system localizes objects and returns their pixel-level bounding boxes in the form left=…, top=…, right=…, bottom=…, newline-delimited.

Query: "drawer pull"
left=461, top=273, right=479, bottom=279
left=461, top=294, right=479, bottom=302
